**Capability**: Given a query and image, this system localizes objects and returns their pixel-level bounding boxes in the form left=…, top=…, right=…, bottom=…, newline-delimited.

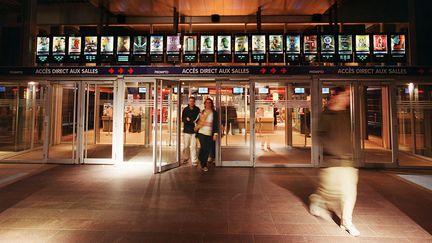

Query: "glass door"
left=217, top=81, right=253, bottom=166
left=123, top=81, right=154, bottom=162
left=83, top=82, right=115, bottom=163
left=359, top=83, right=394, bottom=165
left=154, top=79, right=181, bottom=172
left=47, top=82, right=78, bottom=163
left=254, top=81, right=312, bottom=166
left=396, top=83, right=432, bottom=167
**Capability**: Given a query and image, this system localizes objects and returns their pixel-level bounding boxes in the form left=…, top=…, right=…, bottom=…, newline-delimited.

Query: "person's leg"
left=182, top=133, right=191, bottom=162
left=190, top=134, right=198, bottom=165
left=309, top=167, right=333, bottom=221
left=198, top=134, right=210, bottom=168
left=340, top=167, right=360, bottom=236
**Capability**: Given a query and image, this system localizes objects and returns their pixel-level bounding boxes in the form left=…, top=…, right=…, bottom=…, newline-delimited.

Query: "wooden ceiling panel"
left=90, top=0, right=331, bottom=16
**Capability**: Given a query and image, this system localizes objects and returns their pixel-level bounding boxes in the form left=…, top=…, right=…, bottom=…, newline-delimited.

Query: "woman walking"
left=194, top=98, right=219, bottom=172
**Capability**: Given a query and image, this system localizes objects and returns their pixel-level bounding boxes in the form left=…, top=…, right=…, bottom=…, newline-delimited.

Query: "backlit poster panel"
left=286, top=35, right=301, bottom=54
left=320, top=35, right=335, bottom=62
left=37, top=37, right=50, bottom=56
left=320, top=35, right=335, bottom=54
left=52, top=36, right=66, bottom=55
left=251, top=34, right=266, bottom=63
left=268, top=34, right=284, bottom=63
left=217, top=35, right=232, bottom=62
left=269, top=35, right=283, bottom=54
left=373, top=35, right=388, bottom=54
left=338, top=35, right=353, bottom=62
left=67, top=36, right=81, bottom=62
left=234, top=35, right=248, bottom=54
left=84, top=36, right=98, bottom=55
left=166, top=35, right=180, bottom=54
left=133, top=36, right=147, bottom=54
left=391, top=34, right=406, bottom=54
left=234, top=34, right=249, bottom=62
left=372, top=34, right=388, bottom=62
left=166, top=35, right=180, bottom=63
left=252, top=35, right=266, bottom=54
left=117, top=36, right=130, bottom=55
left=303, top=35, right=317, bottom=63
left=36, top=36, right=50, bottom=63
left=390, top=34, right=406, bottom=63
left=183, top=35, right=197, bottom=54
left=84, top=36, right=97, bottom=62
left=100, top=36, right=114, bottom=55
left=200, top=35, right=214, bottom=54
left=200, top=35, right=215, bottom=62
left=355, top=35, right=370, bottom=62
left=217, top=35, right=231, bottom=54
left=150, top=35, right=164, bottom=55
left=183, top=35, right=197, bottom=62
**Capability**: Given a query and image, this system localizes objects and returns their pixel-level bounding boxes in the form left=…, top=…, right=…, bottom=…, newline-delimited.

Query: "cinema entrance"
left=168, top=77, right=316, bottom=168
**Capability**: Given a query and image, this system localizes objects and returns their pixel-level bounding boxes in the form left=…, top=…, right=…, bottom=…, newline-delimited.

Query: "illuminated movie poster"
left=373, top=35, right=388, bottom=54
left=117, top=36, right=130, bottom=54
left=200, top=35, right=214, bottom=54
left=52, top=36, right=66, bottom=55
left=338, top=35, right=353, bottom=54
left=217, top=35, right=231, bottom=54
left=100, top=36, right=114, bottom=55
left=269, top=35, right=283, bottom=54
left=133, top=36, right=147, bottom=54
left=183, top=35, right=197, bottom=54
left=355, top=35, right=370, bottom=53
left=166, top=35, right=180, bottom=54
left=37, top=37, right=50, bottom=55
left=286, top=35, right=301, bottom=54
left=303, top=35, right=317, bottom=54
left=320, top=35, right=335, bottom=54
left=252, top=35, right=266, bottom=54
left=84, top=36, right=98, bottom=55
left=68, top=36, right=81, bottom=55
left=391, top=34, right=405, bottom=54
left=234, top=35, right=248, bottom=54
left=150, top=36, right=164, bottom=55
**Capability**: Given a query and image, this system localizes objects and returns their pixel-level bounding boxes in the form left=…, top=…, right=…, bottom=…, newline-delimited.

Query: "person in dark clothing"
left=194, top=98, right=219, bottom=172
left=309, top=87, right=360, bottom=237
left=181, top=97, right=200, bottom=166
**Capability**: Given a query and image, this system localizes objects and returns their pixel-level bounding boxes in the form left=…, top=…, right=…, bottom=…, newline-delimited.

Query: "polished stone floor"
left=0, top=164, right=431, bottom=243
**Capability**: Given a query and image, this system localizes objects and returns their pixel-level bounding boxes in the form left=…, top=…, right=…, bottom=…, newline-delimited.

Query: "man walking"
left=182, top=97, right=200, bottom=166
left=309, top=87, right=360, bottom=237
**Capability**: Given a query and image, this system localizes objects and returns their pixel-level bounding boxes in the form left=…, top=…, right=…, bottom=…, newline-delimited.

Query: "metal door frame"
left=216, top=79, right=254, bottom=167
left=154, top=78, right=181, bottom=173
left=252, top=78, right=315, bottom=167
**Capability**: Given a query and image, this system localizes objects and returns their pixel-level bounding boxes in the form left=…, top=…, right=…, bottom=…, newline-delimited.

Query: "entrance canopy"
left=88, top=0, right=332, bottom=16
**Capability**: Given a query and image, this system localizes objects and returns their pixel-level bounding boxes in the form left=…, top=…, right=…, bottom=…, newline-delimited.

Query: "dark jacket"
left=317, top=109, right=357, bottom=167
left=182, top=105, right=200, bottom=134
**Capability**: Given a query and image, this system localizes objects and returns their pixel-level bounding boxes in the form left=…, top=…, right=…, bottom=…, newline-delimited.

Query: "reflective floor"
left=0, top=164, right=431, bottom=242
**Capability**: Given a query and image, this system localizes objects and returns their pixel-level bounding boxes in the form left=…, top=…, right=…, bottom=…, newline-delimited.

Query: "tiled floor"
left=0, top=164, right=431, bottom=243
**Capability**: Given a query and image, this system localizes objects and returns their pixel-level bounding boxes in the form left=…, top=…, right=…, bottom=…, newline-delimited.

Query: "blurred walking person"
left=309, top=87, right=360, bottom=236
left=182, top=97, right=200, bottom=166
left=194, top=98, right=219, bottom=172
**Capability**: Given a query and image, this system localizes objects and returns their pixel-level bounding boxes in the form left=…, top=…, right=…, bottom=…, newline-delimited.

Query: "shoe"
left=309, top=203, right=332, bottom=222
left=340, top=224, right=360, bottom=237
left=192, top=162, right=198, bottom=167
left=202, top=167, right=208, bottom=172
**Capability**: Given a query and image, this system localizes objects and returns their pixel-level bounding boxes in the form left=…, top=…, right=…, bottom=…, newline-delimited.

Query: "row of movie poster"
left=36, top=34, right=406, bottom=62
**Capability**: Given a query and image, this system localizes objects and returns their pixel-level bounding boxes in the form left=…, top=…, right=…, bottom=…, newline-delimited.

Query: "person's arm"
left=182, top=107, right=189, bottom=124
left=213, top=110, right=219, bottom=139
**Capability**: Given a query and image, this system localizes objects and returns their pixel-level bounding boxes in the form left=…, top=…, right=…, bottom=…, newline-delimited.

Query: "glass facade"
left=0, top=77, right=431, bottom=170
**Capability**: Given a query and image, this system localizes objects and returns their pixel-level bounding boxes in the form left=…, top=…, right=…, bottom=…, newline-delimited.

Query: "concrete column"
left=22, top=0, right=38, bottom=66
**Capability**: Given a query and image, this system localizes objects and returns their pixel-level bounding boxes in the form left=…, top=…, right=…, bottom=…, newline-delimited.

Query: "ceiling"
left=89, top=0, right=332, bottom=16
